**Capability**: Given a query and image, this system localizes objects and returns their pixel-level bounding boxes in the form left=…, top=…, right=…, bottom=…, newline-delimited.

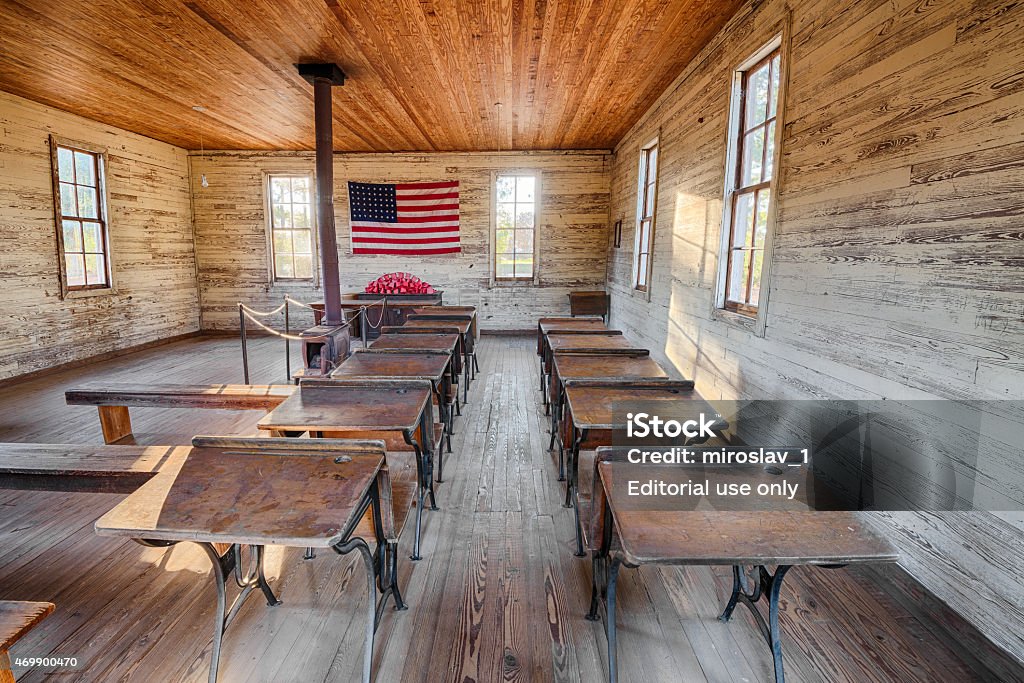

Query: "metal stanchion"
left=284, top=296, right=291, bottom=383
left=239, top=303, right=250, bottom=384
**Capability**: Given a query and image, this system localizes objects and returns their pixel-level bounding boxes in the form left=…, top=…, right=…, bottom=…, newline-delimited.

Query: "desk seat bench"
left=66, top=384, right=295, bottom=444
left=1, top=601, right=55, bottom=683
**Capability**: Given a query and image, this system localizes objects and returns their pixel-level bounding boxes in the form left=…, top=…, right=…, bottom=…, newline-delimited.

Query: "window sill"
left=712, top=307, right=756, bottom=332
left=62, top=286, right=117, bottom=301
left=491, top=278, right=539, bottom=288
left=271, top=279, right=317, bottom=285
left=631, top=286, right=652, bottom=302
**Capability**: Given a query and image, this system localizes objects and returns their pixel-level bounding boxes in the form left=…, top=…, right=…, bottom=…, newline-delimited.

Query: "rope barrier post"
left=239, top=303, right=250, bottom=384
left=361, top=306, right=368, bottom=348
left=284, top=296, right=291, bottom=383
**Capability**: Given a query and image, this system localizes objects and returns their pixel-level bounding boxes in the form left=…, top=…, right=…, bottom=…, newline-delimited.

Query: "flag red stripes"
left=349, top=180, right=461, bottom=255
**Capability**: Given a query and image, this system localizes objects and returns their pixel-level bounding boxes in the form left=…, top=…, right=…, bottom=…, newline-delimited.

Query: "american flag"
left=348, top=180, right=461, bottom=255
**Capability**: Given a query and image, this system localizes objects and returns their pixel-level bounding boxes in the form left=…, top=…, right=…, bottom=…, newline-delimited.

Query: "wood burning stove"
left=299, top=323, right=352, bottom=378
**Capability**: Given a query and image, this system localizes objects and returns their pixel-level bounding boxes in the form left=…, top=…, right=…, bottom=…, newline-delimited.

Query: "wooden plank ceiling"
left=0, top=0, right=742, bottom=152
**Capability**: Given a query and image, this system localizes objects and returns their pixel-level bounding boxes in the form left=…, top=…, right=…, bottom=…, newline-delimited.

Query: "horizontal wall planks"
left=0, top=91, right=200, bottom=382
left=603, top=0, right=1024, bottom=665
left=191, top=150, right=612, bottom=331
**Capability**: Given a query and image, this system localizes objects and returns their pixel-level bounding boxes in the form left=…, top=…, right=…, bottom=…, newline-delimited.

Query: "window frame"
left=49, top=135, right=115, bottom=299
left=633, top=137, right=659, bottom=295
left=491, top=170, right=541, bottom=285
left=264, top=171, right=319, bottom=285
left=714, top=32, right=789, bottom=335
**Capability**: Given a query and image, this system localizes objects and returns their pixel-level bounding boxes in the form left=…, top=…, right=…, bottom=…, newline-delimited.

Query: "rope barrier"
left=283, top=296, right=316, bottom=310
left=237, top=295, right=389, bottom=382
left=362, top=298, right=388, bottom=330
left=240, top=309, right=310, bottom=341
left=239, top=301, right=287, bottom=317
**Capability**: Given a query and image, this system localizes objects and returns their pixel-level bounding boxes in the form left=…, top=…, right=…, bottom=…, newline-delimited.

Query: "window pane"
left=515, top=255, right=534, bottom=279
left=638, top=220, right=651, bottom=251
left=515, top=176, right=535, bottom=203
left=74, top=151, right=95, bottom=186
left=496, top=176, right=515, bottom=203
left=644, top=184, right=656, bottom=217
left=495, top=229, right=514, bottom=254
left=77, top=186, right=98, bottom=219
left=496, top=203, right=514, bottom=231
left=750, top=249, right=764, bottom=306
left=753, top=189, right=771, bottom=249
left=727, top=249, right=751, bottom=303
left=768, top=56, right=781, bottom=119
left=514, top=229, right=534, bottom=255
left=732, top=193, right=756, bottom=248
left=62, top=220, right=82, bottom=252
left=745, top=64, right=770, bottom=129
left=637, top=253, right=648, bottom=286
left=275, top=254, right=294, bottom=278
left=271, top=177, right=289, bottom=204
left=57, top=147, right=75, bottom=182
left=741, top=128, right=765, bottom=186
left=515, top=207, right=534, bottom=230
left=65, top=253, right=86, bottom=287
left=291, top=177, right=310, bottom=203
left=495, top=255, right=515, bottom=279
left=293, top=253, right=313, bottom=279
left=272, top=203, right=291, bottom=228
left=84, top=253, right=106, bottom=285
left=273, top=229, right=292, bottom=256
left=293, top=203, right=311, bottom=229
left=764, top=121, right=776, bottom=181
left=60, top=182, right=77, bottom=215
left=293, top=229, right=312, bottom=255
left=82, top=222, right=102, bottom=253
left=647, top=147, right=658, bottom=179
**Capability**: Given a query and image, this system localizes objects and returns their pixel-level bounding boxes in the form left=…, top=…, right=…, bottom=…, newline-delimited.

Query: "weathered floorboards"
left=0, top=334, right=988, bottom=681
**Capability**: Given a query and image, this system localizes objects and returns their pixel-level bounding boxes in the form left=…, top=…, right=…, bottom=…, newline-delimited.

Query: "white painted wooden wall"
left=605, top=0, right=1024, bottom=662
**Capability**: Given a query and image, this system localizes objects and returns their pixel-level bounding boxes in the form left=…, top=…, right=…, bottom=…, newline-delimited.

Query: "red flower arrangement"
left=364, top=272, right=436, bottom=294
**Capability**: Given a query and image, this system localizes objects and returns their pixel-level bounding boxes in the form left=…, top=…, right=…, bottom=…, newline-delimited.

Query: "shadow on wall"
left=662, top=187, right=726, bottom=394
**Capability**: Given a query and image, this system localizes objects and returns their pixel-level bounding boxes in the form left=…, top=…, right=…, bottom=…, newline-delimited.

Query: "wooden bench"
left=0, top=442, right=190, bottom=493
left=1, top=601, right=54, bottom=683
left=65, top=383, right=295, bottom=444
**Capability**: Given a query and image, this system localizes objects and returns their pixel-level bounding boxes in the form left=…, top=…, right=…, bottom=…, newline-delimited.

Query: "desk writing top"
left=257, top=382, right=430, bottom=433
left=412, top=306, right=475, bottom=314
left=331, top=352, right=449, bottom=381
left=310, top=300, right=383, bottom=310
left=553, top=354, right=667, bottom=381
left=408, top=310, right=476, bottom=321
left=539, top=319, right=609, bottom=335
left=564, top=383, right=717, bottom=431
left=95, top=445, right=384, bottom=548
left=546, top=334, right=635, bottom=352
left=402, top=319, right=472, bottom=334
left=599, top=463, right=898, bottom=566
left=370, top=334, right=459, bottom=352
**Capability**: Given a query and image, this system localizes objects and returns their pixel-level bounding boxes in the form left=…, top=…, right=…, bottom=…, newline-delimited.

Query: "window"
left=721, top=46, right=782, bottom=315
left=634, top=139, right=658, bottom=291
left=51, top=138, right=111, bottom=294
left=494, top=173, right=537, bottom=281
left=268, top=174, right=316, bottom=280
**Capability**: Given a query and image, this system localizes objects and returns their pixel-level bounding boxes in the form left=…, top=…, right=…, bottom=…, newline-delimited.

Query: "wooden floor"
left=0, top=335, right=988, bottom=682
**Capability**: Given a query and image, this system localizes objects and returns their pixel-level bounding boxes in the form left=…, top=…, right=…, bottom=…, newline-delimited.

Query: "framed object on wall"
left=613, top=219, right=623, bottom=248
